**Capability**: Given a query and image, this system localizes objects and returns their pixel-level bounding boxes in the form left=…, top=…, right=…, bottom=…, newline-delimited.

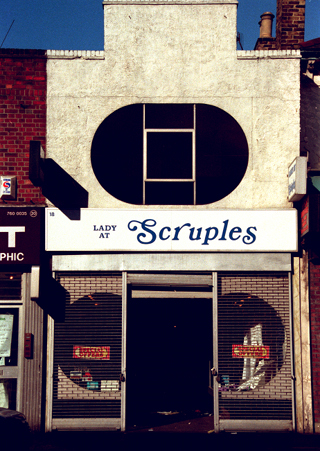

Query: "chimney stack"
left=259, top=12, right=275, bottom=38
left=276, top=0, right=305, bottom=49
left=254, top=12, right=276, bottom=50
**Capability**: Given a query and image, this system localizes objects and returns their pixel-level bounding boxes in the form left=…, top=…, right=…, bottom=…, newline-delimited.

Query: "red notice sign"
left=73, top=346, right=110, bottom=360
left=232, top=344, right=270, bottom=359
left=301, top=196, right=309, bottom=237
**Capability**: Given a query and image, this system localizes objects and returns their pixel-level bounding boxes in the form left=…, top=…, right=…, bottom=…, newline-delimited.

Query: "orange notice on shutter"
left=73, top=345, right=110, bottom=360
left=232, top=344, right=269, bottom=359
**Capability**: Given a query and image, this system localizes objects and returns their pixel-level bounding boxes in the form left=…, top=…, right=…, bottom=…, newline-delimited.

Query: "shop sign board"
left=288, top=156, right=307, bottom=202
left=301, top=196, right=310, bottom=237
left=0, top=207, right=42, bottom=265
left=232, top=344, right=270, bottom=359
left=301, top=194, right=320, bottom=237
left=46, top=208, right=298, bottom=252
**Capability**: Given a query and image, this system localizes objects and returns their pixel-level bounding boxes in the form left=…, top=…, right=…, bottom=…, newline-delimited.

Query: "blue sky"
left=0, top=0, right=319, bottom=51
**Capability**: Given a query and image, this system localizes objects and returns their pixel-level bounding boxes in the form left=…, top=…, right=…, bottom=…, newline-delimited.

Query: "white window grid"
left=143, top=104, right=196, bottom=205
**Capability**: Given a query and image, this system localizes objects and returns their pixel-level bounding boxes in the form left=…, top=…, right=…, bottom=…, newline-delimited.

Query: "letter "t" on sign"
left=0, top=227, right=25, bottom=247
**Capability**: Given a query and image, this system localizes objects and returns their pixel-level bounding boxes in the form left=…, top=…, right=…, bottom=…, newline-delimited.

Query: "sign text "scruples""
left=128, top=219, right=257, bottom=245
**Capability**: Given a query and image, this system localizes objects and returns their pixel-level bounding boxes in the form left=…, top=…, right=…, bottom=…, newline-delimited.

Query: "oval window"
left=91, top=104, right=249, bottom=205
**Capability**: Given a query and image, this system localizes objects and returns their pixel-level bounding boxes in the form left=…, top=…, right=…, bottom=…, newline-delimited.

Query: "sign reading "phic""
left=0, top=208, right=42, bottom=265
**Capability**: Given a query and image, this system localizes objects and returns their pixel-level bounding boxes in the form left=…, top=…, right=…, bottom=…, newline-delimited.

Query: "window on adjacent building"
left=91, top=104, right=248, bottom=205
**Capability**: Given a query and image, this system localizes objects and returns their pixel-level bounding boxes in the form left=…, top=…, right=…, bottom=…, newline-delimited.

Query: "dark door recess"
left=126, top=292, right=213, bottom=430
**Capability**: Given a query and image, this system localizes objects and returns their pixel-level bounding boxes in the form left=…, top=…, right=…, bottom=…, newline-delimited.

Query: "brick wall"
left=254, top=38, right=277, bottom=51
left=58, top=273, right=123, bottom=303
left=0, top=49, right=46, bottom=205
left=276, top=0, right=305, bottom=49
left=310, top=261, right=320, bottom=425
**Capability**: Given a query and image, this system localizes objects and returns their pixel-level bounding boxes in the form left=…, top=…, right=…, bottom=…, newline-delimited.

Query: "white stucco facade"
left=46, top=0, right=301, bottom=210
left=44, top=1, right=305, bottom=434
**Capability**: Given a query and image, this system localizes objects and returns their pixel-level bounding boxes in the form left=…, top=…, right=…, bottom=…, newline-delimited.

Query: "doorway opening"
left=126, top=293, right=213, bottom=431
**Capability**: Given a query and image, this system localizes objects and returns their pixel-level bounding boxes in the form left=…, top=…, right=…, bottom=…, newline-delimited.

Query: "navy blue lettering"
left=172, top=223, right=191, bottom=241
left=127, top=218, right=257, bottom=246
left=219, top=220, right=229, bottom=241
left=94, top=225, right=117, bottom=232
left=99, top=232, right=110, bottom=238
left=202, top=227, right=219, bottom=245
left=229, top=227, right=242, bottom=241
left=189, top=227, right=202, bottom=241
left=288, top=164, right=296, bottom=177
left=288, top=181, right=296, bottom=195
left=128, top=219, right=157, bottom=244
left=243, top=227, right=257, bottom=245
left=159, top=226, right=171, bottom=241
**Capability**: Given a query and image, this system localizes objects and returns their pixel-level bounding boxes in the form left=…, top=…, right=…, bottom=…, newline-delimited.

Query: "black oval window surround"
left=91, top=104, right=249, bottom=205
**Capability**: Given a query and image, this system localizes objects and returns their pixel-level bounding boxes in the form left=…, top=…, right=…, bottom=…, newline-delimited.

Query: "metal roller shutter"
left=217, top=272, right=292, bottom=425
left=52, top=272, right=122, bottom=419
left=0, top=273, right=21, bottom=300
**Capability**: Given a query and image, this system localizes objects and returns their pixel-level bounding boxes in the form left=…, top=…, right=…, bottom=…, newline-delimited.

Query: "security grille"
left=0, top=273, right=21, bottom=300
left=52, top=272, right=122, bottom=419
left=217, top=272, right=292, bottom=422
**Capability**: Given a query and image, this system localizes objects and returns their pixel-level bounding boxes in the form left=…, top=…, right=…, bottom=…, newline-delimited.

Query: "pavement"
left=27, top=430, right=320, bottom=451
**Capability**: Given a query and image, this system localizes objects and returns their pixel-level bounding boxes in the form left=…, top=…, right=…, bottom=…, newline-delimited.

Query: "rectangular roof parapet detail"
left=47, top=50, right=105, bottom=60
left=103, top=0, right=237, bottom=3
left=237, top=49, right=301, bottom=59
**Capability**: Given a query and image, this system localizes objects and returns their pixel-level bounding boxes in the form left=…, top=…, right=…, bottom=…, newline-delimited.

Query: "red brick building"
left=0, top=49, right=47, bottom=430
left=0, top=49, right=46, bottom=204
